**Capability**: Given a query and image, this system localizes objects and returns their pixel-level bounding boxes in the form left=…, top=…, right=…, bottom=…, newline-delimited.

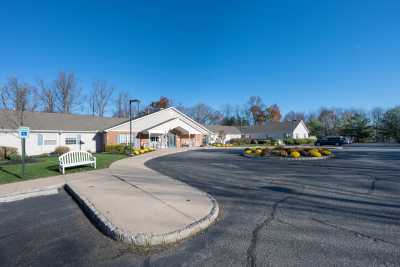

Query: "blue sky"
left=0, top=1, right=399, bottom=115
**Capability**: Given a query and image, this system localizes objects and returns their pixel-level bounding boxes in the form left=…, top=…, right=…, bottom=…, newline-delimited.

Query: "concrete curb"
left=242, top=153, right=334, bottom=161
left=276, top=155, right=334, bottom=161
left=0, top=149, right=220, bottom=248
left=0, top=185, right=61, bottom=203
left=65, top=183, right=219, bottom=247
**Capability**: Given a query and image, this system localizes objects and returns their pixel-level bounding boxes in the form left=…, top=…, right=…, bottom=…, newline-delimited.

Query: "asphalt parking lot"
left=1, top=145, right=400, bottom=266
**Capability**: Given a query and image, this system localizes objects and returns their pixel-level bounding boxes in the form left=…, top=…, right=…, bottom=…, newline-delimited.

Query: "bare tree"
left=113, top=91, right=130, bottom=118
left=370, top=107, right=385, bottom=142
left=0, top=77, right=37, bottom=125
left=318, top=108, right=338, bottom=136
left=283, top=111, right=305, bottom=122
left=89, top=80, right=114, bottom=117
left=222, top=104, right=233, bottom=119
left=36, top=79, right=56, bottom=113
left=186, top=103, right=222, bottom=125
left=54, top=72, right=79, bottom=113
left=0, top=84, right=7, bottom=110
left=1, top=77, right=36, bottom=112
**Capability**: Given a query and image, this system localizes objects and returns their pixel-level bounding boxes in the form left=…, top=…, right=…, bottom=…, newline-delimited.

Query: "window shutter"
left=37, top=134, right=43, bottom=146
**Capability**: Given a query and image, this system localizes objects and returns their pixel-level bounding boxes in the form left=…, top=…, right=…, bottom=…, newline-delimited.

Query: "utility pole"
left=129, top=99, right=141, bottom=155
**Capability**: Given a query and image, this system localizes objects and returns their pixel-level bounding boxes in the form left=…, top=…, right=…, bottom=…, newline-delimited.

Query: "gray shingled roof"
left=241, top=121, right=300, bottom=135
left=0, top=110, right=127, bottom=132
left=206, top=125, right=242, bottom=135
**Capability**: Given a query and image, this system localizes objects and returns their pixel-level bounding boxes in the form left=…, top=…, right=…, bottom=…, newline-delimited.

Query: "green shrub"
left=0, top=146, right=18, bottom=160
left=256, top=139, right=278, bottom=146
left=105, top=144, right=129, bottom=154
left=54, top=146, right=70, bottom=155
left=285, top=138, right=295, bottom=145
left=284, top=138, right=315, bottom=145
left=229, top=138, right=251, bottom=145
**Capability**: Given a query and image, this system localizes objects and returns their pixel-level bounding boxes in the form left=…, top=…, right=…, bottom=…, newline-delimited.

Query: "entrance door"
left=167, top=132, right=176, bottom=148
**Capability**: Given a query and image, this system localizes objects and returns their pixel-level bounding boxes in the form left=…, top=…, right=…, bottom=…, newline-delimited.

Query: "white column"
left=148, top=132, right=151, bottom=148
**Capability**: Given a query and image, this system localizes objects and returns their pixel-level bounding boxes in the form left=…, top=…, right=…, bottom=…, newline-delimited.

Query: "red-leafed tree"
left=248, top=96, right=266, bottom=125
left=151, top=96, right=170, bottom=109
left=266, top=104, right=282, bottom=122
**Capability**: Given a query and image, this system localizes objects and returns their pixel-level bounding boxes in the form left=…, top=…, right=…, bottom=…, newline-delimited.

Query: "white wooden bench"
left=59, top=151, right=96, bottom=174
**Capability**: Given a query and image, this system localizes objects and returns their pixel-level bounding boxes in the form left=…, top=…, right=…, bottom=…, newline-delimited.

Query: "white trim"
left=169, top=107, right=214, bottom=134
left=0, top=129, right=98, bottom=133
left=104, top=108, right=172, bottom=132
left=142, top=118, right=201, bottom=135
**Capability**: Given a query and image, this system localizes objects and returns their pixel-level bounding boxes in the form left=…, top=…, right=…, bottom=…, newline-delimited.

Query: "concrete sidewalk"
left=0, top=148, right=219, bottom=247
left=0, top=171, right=82, bottom=202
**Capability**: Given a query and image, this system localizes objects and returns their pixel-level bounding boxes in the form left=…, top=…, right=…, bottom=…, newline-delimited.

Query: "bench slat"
left=58, top=151, right=96, bottom=174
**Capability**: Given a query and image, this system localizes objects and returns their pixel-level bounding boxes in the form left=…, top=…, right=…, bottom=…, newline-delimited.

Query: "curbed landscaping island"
left=243, top=146, right=333, bottom=160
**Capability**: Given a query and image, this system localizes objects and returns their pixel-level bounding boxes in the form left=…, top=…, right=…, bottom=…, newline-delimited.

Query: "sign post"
left=18, top=127, right=30, bottom=179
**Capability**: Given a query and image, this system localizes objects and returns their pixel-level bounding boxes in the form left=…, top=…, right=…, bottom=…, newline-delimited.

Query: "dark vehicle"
left=315, top=136, right=347, bottom=146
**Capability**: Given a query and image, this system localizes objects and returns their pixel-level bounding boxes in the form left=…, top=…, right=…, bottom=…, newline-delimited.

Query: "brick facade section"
left=179, top=134, right=203, bottom=147
left=105, top=131, right=120, bottom=146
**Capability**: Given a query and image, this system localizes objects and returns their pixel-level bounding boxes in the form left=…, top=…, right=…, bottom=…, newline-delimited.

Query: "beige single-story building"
left=0, top=107, right=213, bottom=156
left=206, top=125, right=242, bottom=144
left=103, top=107, right=213, bottom=149
left=241, top=120, right=310, bottom=140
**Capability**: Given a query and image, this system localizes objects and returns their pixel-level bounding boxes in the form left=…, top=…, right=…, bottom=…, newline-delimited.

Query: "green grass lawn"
left=0, top=153, right=128, bottom=185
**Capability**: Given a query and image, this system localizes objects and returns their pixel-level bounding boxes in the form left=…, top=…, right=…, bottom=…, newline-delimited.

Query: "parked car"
left=315, top=136, right=347, bottom=146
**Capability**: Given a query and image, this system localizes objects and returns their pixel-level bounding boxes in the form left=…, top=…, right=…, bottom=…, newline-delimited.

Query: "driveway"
left=1, top=146, right=400, bottom=266
left=144, top=146, right=400, bottom=266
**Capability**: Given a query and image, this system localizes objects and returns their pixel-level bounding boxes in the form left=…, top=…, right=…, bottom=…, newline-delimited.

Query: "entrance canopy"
left=143, top=118, right=202, bottom=135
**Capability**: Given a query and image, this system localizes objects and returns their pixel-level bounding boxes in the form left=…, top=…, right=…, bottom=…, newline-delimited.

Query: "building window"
left=65, top=137, right=77, bottom=145
left=37, top=134, right=43, bottom=146
left=39, top=134, right=57, bottom=146
left=44, top=139, right=57, bottom=145
left=118, top=134, right=128, bottom=144
left=150, top=136, right=159, bottom=142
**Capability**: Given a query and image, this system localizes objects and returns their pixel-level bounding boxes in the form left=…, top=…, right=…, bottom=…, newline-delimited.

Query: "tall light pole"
left=129, top=99, right=140, bottom=155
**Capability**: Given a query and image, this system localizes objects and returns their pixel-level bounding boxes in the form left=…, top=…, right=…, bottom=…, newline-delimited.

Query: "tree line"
left=0, top=72, right=174, bottom=118
left=181, top=96, right=400, bottom=143
left=1, top=73, right=399, bottom=143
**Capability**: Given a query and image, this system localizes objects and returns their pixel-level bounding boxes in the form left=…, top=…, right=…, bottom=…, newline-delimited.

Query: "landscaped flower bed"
left=132, top=147, right=155, bottom=156
left=105, top=144, right=155, bottom=155
left=243, top=146, right=333, bottom=160
left=211, top=143, right=235, bottom=148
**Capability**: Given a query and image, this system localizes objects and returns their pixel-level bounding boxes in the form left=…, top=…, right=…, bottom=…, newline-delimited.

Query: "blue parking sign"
left=18, top=127, right=30, bottom=139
